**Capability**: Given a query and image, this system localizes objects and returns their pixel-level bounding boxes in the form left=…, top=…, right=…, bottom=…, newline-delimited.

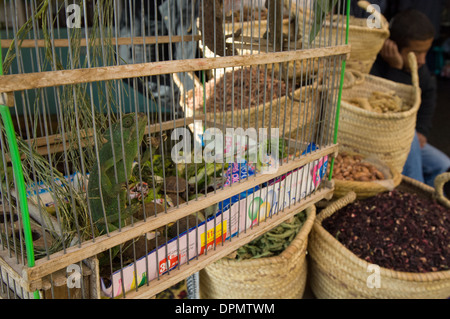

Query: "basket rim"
left=186, top=68, right=319, bottom=118
left=325, top=3, right=390, bottom=35
left=341, top=73, right=421, bottom=118
left=190, top=80, right=315, bottom=117
left=341, top=95, right=421, bottom=120
left=215, top=205, right=316, bottom=267
left=313, top=187, right=450, bottom=283
left=224, top=9, right=390, bottom=36
left=341, top=74, right=418, bottom=93
left=325, top=19, right=390, bottom=36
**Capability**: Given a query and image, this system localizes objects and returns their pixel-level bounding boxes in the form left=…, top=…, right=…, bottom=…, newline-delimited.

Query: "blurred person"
left=370, top=9, right=450, bottom=192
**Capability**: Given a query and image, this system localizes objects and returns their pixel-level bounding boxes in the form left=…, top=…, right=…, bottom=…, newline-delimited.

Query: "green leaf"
left=309, top=0, right=339, bottom=44
left=319, top=0, right=339, bottom=13
left=144, top=186, right=162, bottom=203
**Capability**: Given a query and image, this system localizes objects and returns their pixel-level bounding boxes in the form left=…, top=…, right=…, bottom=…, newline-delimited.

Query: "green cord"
left=0, top=38, right=40, bottom=299
left=329, top=0, right=350, bottom=181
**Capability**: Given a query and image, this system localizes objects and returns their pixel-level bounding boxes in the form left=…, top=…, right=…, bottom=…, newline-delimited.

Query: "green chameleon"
left=87, top=113, right=148, bottom=235
left=309, top=0, right=339, bottom=44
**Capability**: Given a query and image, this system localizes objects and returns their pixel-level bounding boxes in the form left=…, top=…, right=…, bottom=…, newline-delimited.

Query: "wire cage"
left=0, top=0, right=350, bottom=299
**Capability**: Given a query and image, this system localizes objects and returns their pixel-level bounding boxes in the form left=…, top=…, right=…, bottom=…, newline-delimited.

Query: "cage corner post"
left=0, top=36, right=40, bottom=300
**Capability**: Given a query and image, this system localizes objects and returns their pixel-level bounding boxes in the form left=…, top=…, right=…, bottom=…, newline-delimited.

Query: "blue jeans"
left=402, top=132, right=450, bottom=187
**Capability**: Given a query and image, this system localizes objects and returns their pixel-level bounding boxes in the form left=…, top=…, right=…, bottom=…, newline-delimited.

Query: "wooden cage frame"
left=0, top=25, right=350, bottom=298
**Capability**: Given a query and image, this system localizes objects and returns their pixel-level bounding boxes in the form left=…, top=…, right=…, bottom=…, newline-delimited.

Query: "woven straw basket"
left=333, top=0, right=389, bottom=74
left=435, top=173, right=450, bottom=208
left=344, top=1, right=390, bottom=74
left=300, top=1, right=390, bottom=74
left=184, top=70, right=320, bottom=140
left=224, top=0, right=388, bottom=73
left=200, top=205, right=316, bottom=299
left=333, top=52, right=421, bottom=174
left=332, top=151, right=402, bottom=200
left=308, top=175, right=450, bottom=299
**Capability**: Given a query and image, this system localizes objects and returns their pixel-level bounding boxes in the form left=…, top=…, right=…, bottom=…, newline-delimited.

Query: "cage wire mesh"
left=0, top=0, right=349, bottom=299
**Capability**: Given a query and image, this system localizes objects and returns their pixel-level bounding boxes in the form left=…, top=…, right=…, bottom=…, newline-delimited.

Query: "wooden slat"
left=0, top=45, right=351, bottom=93
left=25, top=144, right=338, bottom=282
left=0, top=35, right=203, bottom=49
left=146, top=117, right=195, bottom=135
left=26, top=118, right=194, bottom=151
left=0, top=248, right=98, bottom=293
left=25, top=118, right=193, bottom=150
left=33, top=138, right=93, bottom=158
left=124, top=188, right=333, bottom=299
left=8, top=117, right=195, bottom=161
left=0, top=248, right=38, bottom=293
left=231, top=35, right=299, bottom=52
left=26, top=128, right=95, bottom=149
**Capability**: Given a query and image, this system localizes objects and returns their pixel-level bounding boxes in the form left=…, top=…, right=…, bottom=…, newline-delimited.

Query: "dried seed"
left=323, top=190, right=450, bottom=273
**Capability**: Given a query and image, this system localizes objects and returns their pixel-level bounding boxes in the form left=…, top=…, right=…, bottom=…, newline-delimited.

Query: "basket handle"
left=357, top=1, right=389, bottom=29
left=344, top=69, right=365, bottom=88
left=407, top=52, right=420, bottom=89
left=434, top=173, right=450, bottom=208
left=316, top=191, right=357, bottom=224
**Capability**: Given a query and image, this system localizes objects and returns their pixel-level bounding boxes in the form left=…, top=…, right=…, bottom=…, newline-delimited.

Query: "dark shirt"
left=385, top=0, right=445, bottom=38
left=370, top=55, right=437, bottom=138
left=349, top=0, right=445, bottom=38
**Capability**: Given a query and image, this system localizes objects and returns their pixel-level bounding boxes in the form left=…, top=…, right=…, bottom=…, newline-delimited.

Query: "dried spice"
left=329, top=152, right=385, bottom=182
left=323, top=191, right=450, bottom=273
left=204, top=67, right=287, bottom=113
left=348, top=91, right=411, bottom=114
